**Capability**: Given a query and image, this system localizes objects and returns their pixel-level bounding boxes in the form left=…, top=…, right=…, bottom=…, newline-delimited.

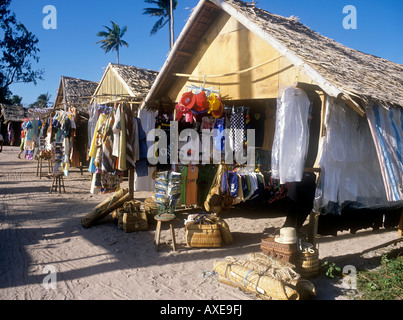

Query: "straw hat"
left=274, top=227, right=298, bottom=244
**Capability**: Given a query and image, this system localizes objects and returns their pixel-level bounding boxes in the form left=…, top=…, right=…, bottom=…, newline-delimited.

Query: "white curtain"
left=314, top=97, right=391, bottom=214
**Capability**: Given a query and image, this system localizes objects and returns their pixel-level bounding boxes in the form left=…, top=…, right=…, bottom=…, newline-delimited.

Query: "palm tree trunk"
left=117, top=47, right=120, bottom=65
left=169, top=0, right=174, bottom=50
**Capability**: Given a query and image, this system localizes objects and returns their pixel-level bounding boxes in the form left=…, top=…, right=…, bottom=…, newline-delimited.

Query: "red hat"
left=194, top=91, right=209, bottom=112
left=179, top=91, right=196, bottom=110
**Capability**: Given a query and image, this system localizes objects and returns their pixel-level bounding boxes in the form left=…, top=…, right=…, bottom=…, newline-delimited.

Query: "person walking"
left=17, top=129, right=26, bottom=158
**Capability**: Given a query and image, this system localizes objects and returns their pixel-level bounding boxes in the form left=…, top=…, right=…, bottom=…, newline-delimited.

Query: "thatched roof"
left=0, top=104, right=29, bottom=122
left=110, top=63, right=158, bottom=98
left=225, top=0, right=403, bottom=108
left=143, top=0, right=403, bottom=111
left=54, top=76, right=99, bottom=109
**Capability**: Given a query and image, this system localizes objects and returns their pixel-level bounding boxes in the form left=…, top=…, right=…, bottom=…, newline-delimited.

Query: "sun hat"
left=208, top=93, right=221, bottom=112
left=274, top=227, right=298, bottom=244
left=176, top=91, right=196, bottom=123
left=211, top=96, right=223, bottom=118
left=195, top=91, right=209, bottom=112
left=179, top=91, right=196, bottom=110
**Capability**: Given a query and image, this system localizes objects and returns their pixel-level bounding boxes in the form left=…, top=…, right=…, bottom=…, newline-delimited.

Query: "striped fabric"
left=366, top=104, right=403, bottom=202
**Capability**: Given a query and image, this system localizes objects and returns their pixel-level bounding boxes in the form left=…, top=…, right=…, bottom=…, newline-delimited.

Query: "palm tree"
left=31, top=93, right=51, bottom=108
left=143, top=0, right=177, bottom=49
left=96, top=21, right=129, bottom=64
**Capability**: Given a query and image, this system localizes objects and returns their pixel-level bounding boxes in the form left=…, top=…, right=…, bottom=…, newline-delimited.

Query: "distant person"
left=8, top=123, right=15, bottom=146
left=18, top=129, right=26, bottom=159
left=0, top=133, right=4, bottom=152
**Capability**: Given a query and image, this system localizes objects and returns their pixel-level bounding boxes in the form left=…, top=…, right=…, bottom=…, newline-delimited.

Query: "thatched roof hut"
left=92, top=63, right=158, bottom=106
left=139, top=0, right=403, bottom=236
left=53, top=76, right=99, bottom=114
left=0, top=104, right=29, bottom=122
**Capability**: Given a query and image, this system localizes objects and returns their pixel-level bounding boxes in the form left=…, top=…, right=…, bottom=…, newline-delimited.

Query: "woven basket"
left=116, top=200, right=148, bottom=233
left=145, top=197, right=159, bottom=221
left=118, top=210, right=148, bottom=233
left=261, top=236, right=298, bottom=264
left=185, top=222, right=222, bottom=248
left=296, top=249, right=320, bottom=279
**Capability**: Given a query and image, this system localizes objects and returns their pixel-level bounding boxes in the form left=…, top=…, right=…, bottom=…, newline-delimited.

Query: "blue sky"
left=7, top=0, right=403, bottom=106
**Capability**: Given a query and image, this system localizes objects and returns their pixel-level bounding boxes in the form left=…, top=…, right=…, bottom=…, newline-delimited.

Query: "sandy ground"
left=0, top=145, right=401, bottom=301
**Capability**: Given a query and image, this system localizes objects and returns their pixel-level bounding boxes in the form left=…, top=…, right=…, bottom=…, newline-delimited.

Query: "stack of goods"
left=184, top=213, right=233, bottom=248
left=154, top=171, right=181, bottom=215
left=260, top=227, right=299, bottom=265
left=213, top=253, right=316, bottom=300
left=52, top=142, right=64, bottom=172
left=115, top=200, right=148, bottom=233
left=81, top=188, right=131, bottom=228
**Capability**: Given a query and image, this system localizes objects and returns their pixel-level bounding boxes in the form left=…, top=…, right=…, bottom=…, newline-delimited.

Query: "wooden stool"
left=36, top=157, right=52, bottom=179
left=154, top=214, right=177, bottom=252
left=50, top=172, right=66, bottom=194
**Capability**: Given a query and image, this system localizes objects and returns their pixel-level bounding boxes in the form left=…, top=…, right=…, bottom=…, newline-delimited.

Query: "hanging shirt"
left=112, top=105, right=121, bottom=158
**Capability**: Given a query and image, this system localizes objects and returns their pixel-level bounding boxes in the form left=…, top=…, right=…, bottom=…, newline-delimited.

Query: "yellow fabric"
left=117, top=106, right=127, bottom=171
left=89, top=113, right=107, bottom=159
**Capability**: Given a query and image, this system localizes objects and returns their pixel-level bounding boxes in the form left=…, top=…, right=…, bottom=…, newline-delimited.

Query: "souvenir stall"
left=138, top=0, right=402, bottom=254
left=87, top=100, right=156, bottom=197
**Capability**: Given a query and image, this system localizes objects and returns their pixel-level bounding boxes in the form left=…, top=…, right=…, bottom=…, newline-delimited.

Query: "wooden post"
left=308, top=210, right=319, bottom=249
left=128, top=169, right=134, bottom=200
left=399, top=208, right=403, bottom=238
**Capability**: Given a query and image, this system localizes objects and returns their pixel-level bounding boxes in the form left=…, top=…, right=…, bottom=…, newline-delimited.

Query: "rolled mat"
left=81, top=188, right=130, bottom=228
left=213, top=260, right=300, bottom=300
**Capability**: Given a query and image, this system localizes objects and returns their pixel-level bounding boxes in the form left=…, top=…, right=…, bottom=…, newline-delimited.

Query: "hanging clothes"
left=271, top=87, right=311, bottom=184
left=229, top=110, right=245, bottom=156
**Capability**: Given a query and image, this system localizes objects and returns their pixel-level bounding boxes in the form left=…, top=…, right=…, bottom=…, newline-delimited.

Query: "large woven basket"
left=117, top=200, right=148, bottom=233
left=261, top=236, right=298, bottom=264
left=118, top=210, right=148, bottom=232
left=185, top=222, right=222, bottom=248
left=296, top=249, right=320, bottom=279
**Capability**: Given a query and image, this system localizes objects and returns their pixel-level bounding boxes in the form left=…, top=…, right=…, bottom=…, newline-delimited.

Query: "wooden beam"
left=129, top=170, right=134, bottom=199
left=308, top=210, right=320, bottom=249
left=341, top=93, right=366, bottom=117
left=177, top=50, right=193, bottom=57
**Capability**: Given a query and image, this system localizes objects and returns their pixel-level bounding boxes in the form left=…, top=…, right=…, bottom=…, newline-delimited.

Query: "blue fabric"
left=221, top=171, right=238, bottom=197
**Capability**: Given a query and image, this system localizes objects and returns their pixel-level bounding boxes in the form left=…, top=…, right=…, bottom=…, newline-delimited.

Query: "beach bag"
left=185, top=221, right=222, bottom=248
